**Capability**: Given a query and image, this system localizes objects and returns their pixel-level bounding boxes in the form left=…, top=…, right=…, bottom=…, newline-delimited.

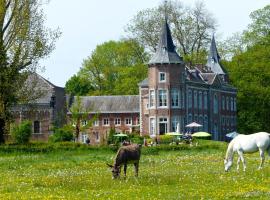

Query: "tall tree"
left=0, top=0, right=60, bottom=143
left=224, top=5, right=270, bottom=133
left=125, top=0, right=216, bottom=64
left=66, top=39, right=148, bottom=96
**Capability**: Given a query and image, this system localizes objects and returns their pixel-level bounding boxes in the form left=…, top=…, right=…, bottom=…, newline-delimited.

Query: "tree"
left=66, top=39, right=148, bottom=96
left=0, top=0, right=60, bottom=143
left=125, top=0, right=216, bottom=64
left=68, top=96, right=98, bottom=142
left=223, top=5, right=270, bottom=133
left=65, top=75, right=93, bottom=96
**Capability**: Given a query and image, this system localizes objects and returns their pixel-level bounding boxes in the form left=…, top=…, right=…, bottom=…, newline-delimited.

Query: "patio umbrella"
left=113, top=133, right=128, bottom=137
left=185, top=122, right=202, bottom=128
left=192, top=132, right=211, bottom=137
left=165, top=132, right=183, bottom=136
left=226, top=131, right=238, bottom=138
left=113, top=133, right=128, bottom=142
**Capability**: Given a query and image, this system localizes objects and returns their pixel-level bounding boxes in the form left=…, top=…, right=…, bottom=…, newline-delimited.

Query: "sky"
left=40, top=0, right=270, bottom=87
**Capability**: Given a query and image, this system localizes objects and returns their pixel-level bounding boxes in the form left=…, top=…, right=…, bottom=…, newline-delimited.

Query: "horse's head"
left=224, top=158, right=233, bottom=172
left=107, top=163, right=120, bottom=179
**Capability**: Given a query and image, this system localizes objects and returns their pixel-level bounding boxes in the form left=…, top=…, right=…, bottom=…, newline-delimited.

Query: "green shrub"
left=11, top=121, right=32, bottom=144
left=49, top=126, right=74, bottom=143
left=158, top=135, right=173, bottom=144
left=129, top=133, right=144, bottom=144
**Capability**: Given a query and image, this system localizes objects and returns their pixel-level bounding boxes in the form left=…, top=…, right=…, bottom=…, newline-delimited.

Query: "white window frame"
left=149, top=90, right=155, bottom=108
left=158, top=89, right=167, bottom=107
left=159, top=117, right=168, bottom=134
left=93, top=120, right=99, bottom=127
left=103, top=118, right=109, bottom=126
left=125, top=118, right=132, bottom=126
left=171, top=89, right=180, bottom=108
left=81, top=120, right=87, bottom=126
left=159, top=72, right=166, bottom=82
left=114, top=118, right=121, bottom=126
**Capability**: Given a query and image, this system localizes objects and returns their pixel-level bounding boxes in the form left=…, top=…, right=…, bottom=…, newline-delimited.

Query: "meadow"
left=0, top=141, right=269, bottom=199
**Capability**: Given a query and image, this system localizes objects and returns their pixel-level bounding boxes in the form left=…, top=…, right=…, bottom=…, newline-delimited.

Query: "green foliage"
left=11, top=121, right=32, bottom=144
left=49, top=126, right=74, bottom=143
left=107, top=128, right=116, bottom=145
left=158, top=135, right=174, bottom=144
left=0, top=1, right=60, bottom=142
left=65, top=75, right=93, bottom=96
left=66, top=39, right=148, bottom=96
left=128, top=133, right=144, bottom=144
left=222, top=5, right=270, bottom=133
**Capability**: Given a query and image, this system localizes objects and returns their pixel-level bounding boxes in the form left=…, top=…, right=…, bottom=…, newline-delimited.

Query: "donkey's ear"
left=106, top=163, right=113, bottom=168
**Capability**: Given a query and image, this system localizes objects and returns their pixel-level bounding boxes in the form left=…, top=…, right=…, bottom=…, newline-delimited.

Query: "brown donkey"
left=107, top=144, right=141, bottom=179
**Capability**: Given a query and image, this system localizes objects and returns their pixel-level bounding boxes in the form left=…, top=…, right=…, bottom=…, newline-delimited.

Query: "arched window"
left=34, top=121, right=40, bottom=134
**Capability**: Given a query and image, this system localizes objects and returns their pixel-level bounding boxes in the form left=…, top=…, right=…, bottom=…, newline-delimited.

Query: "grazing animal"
left=107, top=144, right=141, bottom=179
left=224, top=132, right=270, bottom=172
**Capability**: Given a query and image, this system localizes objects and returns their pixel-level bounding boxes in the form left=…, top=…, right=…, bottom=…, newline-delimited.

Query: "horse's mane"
left=225, top=139, right=235, bottom=160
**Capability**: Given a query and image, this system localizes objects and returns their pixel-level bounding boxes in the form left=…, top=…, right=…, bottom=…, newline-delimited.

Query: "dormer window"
left=211, top=58, right=215, bottom=64
left=159, top=72, right=166, bottom=82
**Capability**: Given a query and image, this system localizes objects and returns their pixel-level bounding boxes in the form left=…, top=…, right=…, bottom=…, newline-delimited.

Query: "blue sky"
left=40, top=0, right=270, bottom=87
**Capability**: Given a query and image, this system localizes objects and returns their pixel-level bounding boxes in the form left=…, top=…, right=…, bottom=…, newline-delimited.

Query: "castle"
left=10, top=17, right=237, bottom=144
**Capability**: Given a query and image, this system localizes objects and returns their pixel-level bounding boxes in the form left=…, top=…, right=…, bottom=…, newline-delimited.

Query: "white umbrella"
left=185, top=122, right=202, bottom=128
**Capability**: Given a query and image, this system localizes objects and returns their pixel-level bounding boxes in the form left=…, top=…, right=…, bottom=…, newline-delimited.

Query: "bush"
left=49, top=126, right=74, bottom=143
left=158, top=135, right=173, bottom=144
left=11, top=121, right=32, bottom=144
left=129, top=133, right=144, bottom=144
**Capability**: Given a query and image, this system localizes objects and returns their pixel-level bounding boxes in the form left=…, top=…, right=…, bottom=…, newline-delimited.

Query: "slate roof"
left=149, top=19, right=183, bottom=64
left=138, top=78, right=149, bottom=87
left=72, top=95, right=140, bottom=114
left=206, top=35, right=227, bottom=75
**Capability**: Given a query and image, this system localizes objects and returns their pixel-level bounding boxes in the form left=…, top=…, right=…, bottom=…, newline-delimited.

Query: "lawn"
left=0, top=141, right=270, bottom=199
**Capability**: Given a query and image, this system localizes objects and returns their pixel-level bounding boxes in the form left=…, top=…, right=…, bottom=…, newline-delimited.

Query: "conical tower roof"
left=149, top=19, right=183, bottom=64
left=206, top=35, right=226, bottom=75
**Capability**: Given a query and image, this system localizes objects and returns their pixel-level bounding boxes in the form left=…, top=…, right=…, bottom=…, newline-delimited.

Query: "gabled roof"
left=71, top=95, right=140, bottom=114
left=206, top=35, right=227, bottom=75
left=149, top=19, right=183, bottom=64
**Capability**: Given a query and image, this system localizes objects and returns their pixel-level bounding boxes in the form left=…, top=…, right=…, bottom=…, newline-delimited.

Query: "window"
left=188, top=114, right=192, bottom=123
left=199, top=115, right=203, bottom=131
left=94, top=132, right=99, bottom=142
left=149, top=90, right=155, bottom=108
left=222, top=96, right=225, bottom=110
left=159, top=72, right=166, bottom=82
left=226, top=97, right=229, bottom=110
left=214, top=94, right=218, bottom=114
left=125, top=118, right=132, bottom=125
left=188, top=89, right=192, bottom=108
left=171, top=116, right=178, bottom=132
left=198, top=91, right=202, bottom=109
left=150, top=118, right=156, bottom=136
left=33, top=121, right=40, bottom=134
left=103, top=118, right=109, bottom=126
left=81, top=120, right=87, bottom=126
left=171, top=89, right=179, bottom=107
left=81, top=134, right=88, bottom=143
left=234, top=98, right=237, bottom=111
left=204, top=92, right=208, bottom=109
left=114, top=118, right=121, bottom=126
left=194, top=90, right=197, bottom=108
left=158, top=90, right=167, bottom=107
left=93, top=120, right=99, bottom=126
left=230, top=97, right=234, bottom=111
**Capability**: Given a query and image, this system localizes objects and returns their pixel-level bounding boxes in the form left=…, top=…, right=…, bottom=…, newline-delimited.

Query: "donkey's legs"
left=258, top=149, right=265, bottom=170
left=124, top=164, right=127, bottom=177
left=237, top=151, right=246, bottom=171
left=237, top=157, right=241, bottom=171
left=134, top=163, right=139, bottom=177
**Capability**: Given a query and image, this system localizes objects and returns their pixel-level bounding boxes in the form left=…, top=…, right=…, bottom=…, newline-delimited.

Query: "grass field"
left=0, top=141, right=270, bottom=199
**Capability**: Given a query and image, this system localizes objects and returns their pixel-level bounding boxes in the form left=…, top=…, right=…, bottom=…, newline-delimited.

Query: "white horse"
left=224, top=132, right=270, bottom=172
